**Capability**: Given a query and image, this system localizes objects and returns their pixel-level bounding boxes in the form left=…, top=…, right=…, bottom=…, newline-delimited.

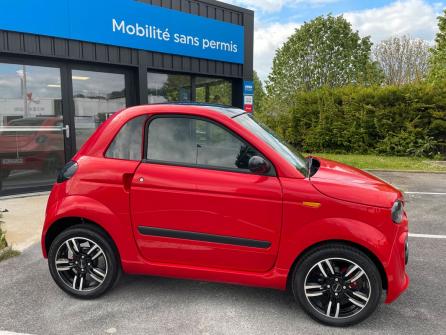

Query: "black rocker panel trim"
left=138, top=226, right=271, bottom=249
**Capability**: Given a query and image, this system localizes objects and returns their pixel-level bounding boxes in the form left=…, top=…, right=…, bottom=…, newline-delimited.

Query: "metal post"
left=22, top=65, right=29, bottom=117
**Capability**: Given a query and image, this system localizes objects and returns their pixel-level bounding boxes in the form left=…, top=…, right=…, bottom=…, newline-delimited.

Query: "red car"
left=41, top=104, right=409, bottom=326
left=0, top=117, right=64, bottom=179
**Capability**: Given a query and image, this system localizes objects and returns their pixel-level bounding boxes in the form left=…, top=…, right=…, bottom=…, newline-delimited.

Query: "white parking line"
left=0, top=331, right=34, bottom=335
left=405, top=192, right=446, bottom=195
left=409, top=233, right=446, bottom=239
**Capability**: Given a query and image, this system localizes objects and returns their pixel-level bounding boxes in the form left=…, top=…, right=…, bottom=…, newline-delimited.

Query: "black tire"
left=292, top=243, right=382, bottom=327
left=48, top=224, right=120, bottom=299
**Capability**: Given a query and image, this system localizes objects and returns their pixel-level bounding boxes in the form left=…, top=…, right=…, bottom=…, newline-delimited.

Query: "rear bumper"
left=40, top=185, right=62, bottom=258
left=385, top=223, right=409, bottom=303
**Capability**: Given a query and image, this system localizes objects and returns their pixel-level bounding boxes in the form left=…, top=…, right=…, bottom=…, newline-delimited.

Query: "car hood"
left=310, top=157, right=402, bottom=208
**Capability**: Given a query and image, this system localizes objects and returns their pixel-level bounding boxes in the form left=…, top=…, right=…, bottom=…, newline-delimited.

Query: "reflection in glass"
left=147, top=72, right=191, bottom=103
left=72, top=70, right=126, bottom=150
left=147, top=117, right=257, bottom=170
left=106, top=116, right=146, bottom=161
left=195, top=77, right=232, bottom=105
left=0, top=63, right=64, bottom=195
left=234, top=114, right=309, bottom=176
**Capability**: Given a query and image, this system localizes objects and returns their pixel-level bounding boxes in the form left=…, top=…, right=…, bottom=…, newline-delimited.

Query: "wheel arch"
left=44, top=217, right=121, bottom=264
left=42, top=194, right=141, bottom=265
left=285, top=239, right=388, bottom=292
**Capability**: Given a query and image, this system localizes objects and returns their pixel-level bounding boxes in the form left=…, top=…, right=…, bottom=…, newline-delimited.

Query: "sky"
left=227, top=0, right=445, bottom=81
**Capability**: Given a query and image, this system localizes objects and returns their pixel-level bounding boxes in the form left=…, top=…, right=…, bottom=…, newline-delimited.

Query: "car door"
left=130, top=115, right=283, bottom=273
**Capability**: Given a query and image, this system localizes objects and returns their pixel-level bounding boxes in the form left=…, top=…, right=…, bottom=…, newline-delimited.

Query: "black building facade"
left=0, top=0, right=254, bottom=196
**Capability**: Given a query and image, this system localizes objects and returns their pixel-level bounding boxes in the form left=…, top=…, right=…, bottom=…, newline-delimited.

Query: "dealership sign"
left=0, top=0, right=244, bottom=64
left=243, top=81, right=254, bottom=112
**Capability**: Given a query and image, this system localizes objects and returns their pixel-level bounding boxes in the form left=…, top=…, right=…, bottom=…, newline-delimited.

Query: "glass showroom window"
left=0, top=63, right=64, bottom=195
left=147, top=72, right=191, bottom=103
left=72, top=70, right=126, bottom=151
left=195, top=77, right=232, bottom=105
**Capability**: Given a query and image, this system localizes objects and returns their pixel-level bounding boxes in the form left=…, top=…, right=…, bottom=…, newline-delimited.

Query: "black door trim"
left=138, top=226, right=271, bottom=249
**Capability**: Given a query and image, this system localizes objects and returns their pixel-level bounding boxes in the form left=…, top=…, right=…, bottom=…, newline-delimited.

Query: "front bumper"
left=385, top=220, right=409, bottom=303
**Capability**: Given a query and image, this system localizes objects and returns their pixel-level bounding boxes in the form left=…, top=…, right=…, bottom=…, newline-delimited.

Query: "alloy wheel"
left=54, top=237, right=108, bottom=292
left=303, top=257, right=371, bottom=319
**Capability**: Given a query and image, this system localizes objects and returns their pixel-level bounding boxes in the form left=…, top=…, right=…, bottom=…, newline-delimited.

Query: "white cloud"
left=344, top=0, right=440, bottom=43
left=254, top=22, right=300, bottom=80
left=252, top=0, right=442, bottom=81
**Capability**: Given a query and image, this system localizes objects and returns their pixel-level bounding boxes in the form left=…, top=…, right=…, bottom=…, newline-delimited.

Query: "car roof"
left=127, top=103, right=247, bottom=119
left=76, top=103, right=305, bottom=179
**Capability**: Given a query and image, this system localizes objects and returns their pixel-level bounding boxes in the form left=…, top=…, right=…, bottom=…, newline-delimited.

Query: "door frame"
left=66, top=63, right=137, bottom=156
left=0, top=55, right=74, bottom=164
left=0, top=55, right=137, bottom=195
left=142, top=113, right=277, bottom=176
left=0, top=56, right=72, bottom=196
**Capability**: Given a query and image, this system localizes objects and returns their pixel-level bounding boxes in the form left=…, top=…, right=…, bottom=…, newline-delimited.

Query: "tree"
left=428, top=9, right=446, bottom=84
left=266, top=15, right=381, bottom=99
left=374, top=35, right=430, bottom=86
left=253, top=70, right=265, bottom=112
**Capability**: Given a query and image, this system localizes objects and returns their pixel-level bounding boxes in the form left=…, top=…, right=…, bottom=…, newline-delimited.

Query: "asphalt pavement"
left=0, top=171, right=445, bottom=335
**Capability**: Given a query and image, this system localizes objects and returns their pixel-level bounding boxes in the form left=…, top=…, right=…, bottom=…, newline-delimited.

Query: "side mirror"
left=248, top=156, right=271, bottom=174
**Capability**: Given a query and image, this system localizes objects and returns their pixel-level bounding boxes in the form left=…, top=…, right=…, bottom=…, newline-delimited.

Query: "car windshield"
left=234, top=113, right=308, bottom=176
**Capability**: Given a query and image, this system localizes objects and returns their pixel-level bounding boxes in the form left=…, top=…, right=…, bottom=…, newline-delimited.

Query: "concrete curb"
left=0, top=194, right=48, bottom=252
left=365, top=169, right=446, bottom=174
left=0, top=191, right=50, bottom=200
left=11, top=240, right=37, bottom=252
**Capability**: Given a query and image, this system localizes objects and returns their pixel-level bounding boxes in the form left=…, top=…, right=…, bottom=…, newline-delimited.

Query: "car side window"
left=105, top=116, right=146, bottom=160
left=146, top=116, right=260, bottom=171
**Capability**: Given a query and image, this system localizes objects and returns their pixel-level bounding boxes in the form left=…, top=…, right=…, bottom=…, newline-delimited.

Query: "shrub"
left=257, top=83, right=446, bottom=158
left=0, top=221, right=7, bottom=250
left=0, top=215, right=20, bottom=261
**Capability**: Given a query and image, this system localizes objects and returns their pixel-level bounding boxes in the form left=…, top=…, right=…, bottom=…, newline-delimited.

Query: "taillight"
left=57, top=161, right=78, bottom=183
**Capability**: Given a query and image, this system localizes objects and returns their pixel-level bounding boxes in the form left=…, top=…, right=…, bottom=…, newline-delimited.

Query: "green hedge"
left=258, top=83, right=446, bottom=158
left=0, top=226, right=7, bottom=251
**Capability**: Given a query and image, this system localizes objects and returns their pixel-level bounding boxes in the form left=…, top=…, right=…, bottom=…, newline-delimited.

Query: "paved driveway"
left=0, top=171, right=445, bottom=335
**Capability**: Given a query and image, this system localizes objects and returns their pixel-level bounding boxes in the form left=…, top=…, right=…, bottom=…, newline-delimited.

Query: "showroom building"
left=0, top=0, right=254, bottom=196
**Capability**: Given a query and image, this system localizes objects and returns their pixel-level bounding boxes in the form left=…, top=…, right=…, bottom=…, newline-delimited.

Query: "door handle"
left=62, top=125, right=70, bottom=139
left=123, top=173, right=134, bottom=192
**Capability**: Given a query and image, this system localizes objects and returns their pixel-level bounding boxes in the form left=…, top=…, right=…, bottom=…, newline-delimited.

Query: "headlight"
left=391, top=200, right=404, bottom=224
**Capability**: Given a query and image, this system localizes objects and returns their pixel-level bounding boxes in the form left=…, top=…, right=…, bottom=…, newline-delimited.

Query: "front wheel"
left=292, top=244, right=382, bottom=327
left=48, top=225, right=120, bottom=299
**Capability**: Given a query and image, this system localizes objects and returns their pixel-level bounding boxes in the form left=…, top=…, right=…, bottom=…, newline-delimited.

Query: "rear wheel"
left=48, top=225, right=120, bottom=299
left=292, top=244, right=382, bottom=327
